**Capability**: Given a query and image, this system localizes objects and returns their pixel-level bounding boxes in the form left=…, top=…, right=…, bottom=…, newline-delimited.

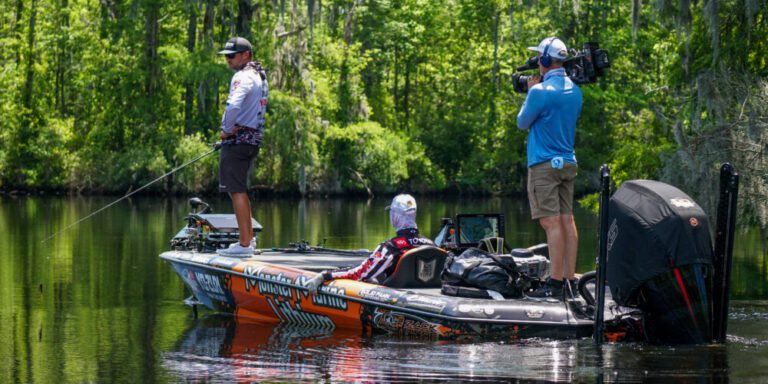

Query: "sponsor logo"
left=670, top=198, right=696, bottom=208
left=457, top=304, right=495, bottom=316
left=242, top=265, right=292, bottom=299
left=405, top=295, right=446, bottom=312
left=417, top=259, right=436, bottom=282
left=394, top=238, right=408, bottom=248
left=358, top=288, right=399, bottom=303
left=411, top=238, right=434, bottom=246
left=525, top=309, right=544, bottom=319
left=309, top=282, right=348, bottom=310
left=194, top=272, right=225, bottom=295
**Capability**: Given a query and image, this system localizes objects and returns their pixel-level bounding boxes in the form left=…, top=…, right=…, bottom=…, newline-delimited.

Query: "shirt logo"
left=394, top=238, right=408, bottom=248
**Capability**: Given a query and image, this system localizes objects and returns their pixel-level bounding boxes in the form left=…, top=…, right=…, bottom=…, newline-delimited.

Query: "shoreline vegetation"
left=0, top=1, right=765, bottom=228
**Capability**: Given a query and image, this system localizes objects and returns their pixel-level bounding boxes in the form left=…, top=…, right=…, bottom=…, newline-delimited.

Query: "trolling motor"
left=170, top=197, right=263, bottom=252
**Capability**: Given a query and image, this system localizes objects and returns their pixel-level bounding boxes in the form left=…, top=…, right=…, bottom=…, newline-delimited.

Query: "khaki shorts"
left=527, top=161, right=578, bottom=219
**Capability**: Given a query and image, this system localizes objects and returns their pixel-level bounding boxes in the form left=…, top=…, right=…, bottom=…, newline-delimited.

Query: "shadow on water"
left=161, top=313, right=768, bottom=383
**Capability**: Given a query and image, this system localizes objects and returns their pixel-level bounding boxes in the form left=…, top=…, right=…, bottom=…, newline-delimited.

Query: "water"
left=1, top=195, right=767, bottom=382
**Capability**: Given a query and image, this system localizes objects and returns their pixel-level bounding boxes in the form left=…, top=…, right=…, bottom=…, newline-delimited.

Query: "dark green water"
left=1, top=195, right=767, bottom=382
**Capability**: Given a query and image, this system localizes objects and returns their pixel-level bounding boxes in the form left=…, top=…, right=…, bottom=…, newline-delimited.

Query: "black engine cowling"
left=606, top=180, right=713, bottom=343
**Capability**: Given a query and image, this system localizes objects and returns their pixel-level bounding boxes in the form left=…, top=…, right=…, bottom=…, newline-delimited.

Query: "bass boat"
left=160, top=165, right=739, bottom=343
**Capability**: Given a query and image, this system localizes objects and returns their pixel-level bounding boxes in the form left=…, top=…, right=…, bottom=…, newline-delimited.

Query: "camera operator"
left=516, top=37, right=583, bottom=300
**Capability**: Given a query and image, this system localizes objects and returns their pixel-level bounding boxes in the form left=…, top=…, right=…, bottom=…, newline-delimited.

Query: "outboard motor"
left=606, top=180, right=713, bottom=344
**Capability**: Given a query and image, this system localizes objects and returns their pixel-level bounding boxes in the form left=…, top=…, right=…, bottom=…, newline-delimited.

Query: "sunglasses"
left=225, top=52, right=239, bottom=59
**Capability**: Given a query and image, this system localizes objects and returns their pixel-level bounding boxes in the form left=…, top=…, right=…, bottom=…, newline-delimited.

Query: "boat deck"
left=251, top=249, right=368, bottom=271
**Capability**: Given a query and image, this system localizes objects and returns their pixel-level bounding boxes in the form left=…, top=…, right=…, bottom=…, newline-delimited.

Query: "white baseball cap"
left=527, top=37, right=568, bottom=60
left=385, top=194, right=417, bottom=213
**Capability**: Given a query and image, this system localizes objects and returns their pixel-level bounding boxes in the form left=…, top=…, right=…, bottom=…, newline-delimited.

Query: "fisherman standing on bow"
left=305, top=194, right=435, bottom=293
left=216, top=37, right=269, bottom=257
left=517, top=37, right=583, bottom=299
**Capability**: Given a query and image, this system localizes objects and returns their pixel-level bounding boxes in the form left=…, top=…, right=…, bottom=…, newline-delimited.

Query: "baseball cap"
left=218, top=37, right=252, bottom=55
left=527, top=37, right=568, bottom=60
left=385, top=194, right=417, bottom=213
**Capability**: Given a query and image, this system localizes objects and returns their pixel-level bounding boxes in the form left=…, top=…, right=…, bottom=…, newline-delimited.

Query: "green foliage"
left=0, top=0, right=764, bottom=212
left=172, top=134, right=220, bottom=194
left=258, top=91, right=322, bottom=192
left=322, top=122, right=410, bottom=193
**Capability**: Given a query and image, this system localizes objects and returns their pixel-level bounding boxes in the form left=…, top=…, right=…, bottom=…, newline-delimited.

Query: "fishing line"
left=41, top=143, right=221, bottom=243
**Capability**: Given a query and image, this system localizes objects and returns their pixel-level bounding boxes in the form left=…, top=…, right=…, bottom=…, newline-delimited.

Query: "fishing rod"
left=41, top=142, right=221, bottom=243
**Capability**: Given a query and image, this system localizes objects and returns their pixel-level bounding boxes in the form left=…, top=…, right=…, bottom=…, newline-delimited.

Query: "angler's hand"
left=305, top=274, right=326, bottom=294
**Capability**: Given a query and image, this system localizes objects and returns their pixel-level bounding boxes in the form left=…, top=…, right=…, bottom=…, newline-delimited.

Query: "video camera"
left=512, top=42, right=609, bottom=93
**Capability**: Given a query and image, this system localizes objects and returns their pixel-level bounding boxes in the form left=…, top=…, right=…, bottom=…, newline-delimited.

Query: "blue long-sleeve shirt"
left=516, top=68, right=583, bottom=167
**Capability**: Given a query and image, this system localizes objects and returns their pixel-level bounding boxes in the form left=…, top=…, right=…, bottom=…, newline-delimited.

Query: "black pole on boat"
left=41, top=143, right=222, bottom=243
left=593, top=164, right=611, bottom=345
left=712, top=163, right=739, bottom=343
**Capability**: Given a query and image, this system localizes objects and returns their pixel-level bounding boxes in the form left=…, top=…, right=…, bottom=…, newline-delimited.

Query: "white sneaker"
left=217, top=243, right=254, bottom=257
left=226, top=239, right=256, bottom=249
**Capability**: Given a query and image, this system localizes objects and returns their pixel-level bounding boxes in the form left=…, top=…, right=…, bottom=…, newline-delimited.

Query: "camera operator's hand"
left=527, top=75, right=542, bottom=89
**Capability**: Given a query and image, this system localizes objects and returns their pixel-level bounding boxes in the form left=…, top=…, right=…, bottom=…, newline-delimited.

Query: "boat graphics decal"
left=417, top=258, right=437, bottom=283
left=267, top=296, right=336, bottom=330
left=248, top=268, right=294, bottom=299
left=525, top=309, right=545, bottom=319
left=357, top=287, right=401, bottom=303
left=403, top=294, right=447, bottom=313
left=367, top=307, right=447, bottom=338
left=457, top=304, right=495, bottom=316
left=309, top=283, right=348, bottom=310
left=195, top=271, right=226, bottom=295
left=175, top=265, right=236, bottom=309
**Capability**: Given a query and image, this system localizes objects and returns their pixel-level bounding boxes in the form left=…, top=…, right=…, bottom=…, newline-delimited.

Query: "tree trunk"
left=55, top=0, right=70, bottom=115
left=15, top=0, right=24, bottom=65
left=404, top=59, right=410, bottom=132
left=237, top=0, right=253, bottom=38
left=489, top=10, right=500, bottom=127
left=185, top=1, right=198, bottom=135
left=144, top=2, right=160, bottom=98
left=22, top=0, right=37, bottom=111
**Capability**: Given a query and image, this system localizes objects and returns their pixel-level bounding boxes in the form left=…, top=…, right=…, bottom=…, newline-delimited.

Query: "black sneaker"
left=528, top=279, right=564, bottom=300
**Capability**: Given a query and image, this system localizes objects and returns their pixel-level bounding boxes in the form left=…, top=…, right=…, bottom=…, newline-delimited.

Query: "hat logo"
left=225, top=42, right=234, bottom=48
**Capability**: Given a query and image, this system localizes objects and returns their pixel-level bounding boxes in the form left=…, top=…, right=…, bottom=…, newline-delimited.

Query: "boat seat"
left=381, top=246, right=448, bottom=288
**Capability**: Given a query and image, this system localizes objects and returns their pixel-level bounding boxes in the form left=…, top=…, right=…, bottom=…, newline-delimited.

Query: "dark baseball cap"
left=218, top=37, right=252, bottom=55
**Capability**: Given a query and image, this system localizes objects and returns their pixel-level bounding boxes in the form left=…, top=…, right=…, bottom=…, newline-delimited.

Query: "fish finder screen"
left=456, top=214, right=504, bottom=246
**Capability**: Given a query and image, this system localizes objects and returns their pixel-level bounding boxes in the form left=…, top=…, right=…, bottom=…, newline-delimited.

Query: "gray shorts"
left=219, top=144, right=260, bottom=193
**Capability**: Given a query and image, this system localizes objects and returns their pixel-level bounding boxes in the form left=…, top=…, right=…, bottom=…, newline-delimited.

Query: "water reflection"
left=1, top=196, right=768, bottom=383
left=162, top=314, right=746, bottom=382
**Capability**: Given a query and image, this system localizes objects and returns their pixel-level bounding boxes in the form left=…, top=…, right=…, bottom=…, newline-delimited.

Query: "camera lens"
left=512, top=74, right=529, bottom=93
